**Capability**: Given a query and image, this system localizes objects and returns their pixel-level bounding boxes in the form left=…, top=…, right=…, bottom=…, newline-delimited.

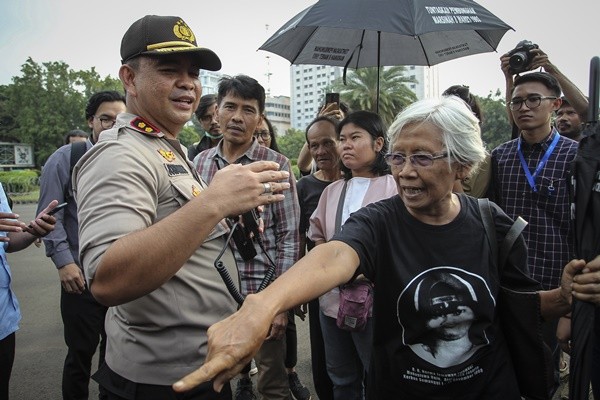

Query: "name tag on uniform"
left=165, top=164, right=188, bottom=176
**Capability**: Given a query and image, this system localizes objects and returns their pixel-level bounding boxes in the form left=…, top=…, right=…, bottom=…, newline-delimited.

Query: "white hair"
left=388, top=96, right=487, bottom=175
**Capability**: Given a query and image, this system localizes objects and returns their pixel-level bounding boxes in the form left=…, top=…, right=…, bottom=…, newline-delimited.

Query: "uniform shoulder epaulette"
left=130, top=117, right=163, bottom=138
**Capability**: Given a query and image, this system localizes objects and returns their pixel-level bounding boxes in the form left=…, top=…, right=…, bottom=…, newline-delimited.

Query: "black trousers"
left=0, top=332, right=15, bottom=400
left=592, top=308, right=600, bottom=398
left=284, top=311, right=297, bottom=369
left=61, top=287, right=108, bottom=400
left=94, top=364, right=232, bottom=400
left=308, top=299, right=333, bottom=400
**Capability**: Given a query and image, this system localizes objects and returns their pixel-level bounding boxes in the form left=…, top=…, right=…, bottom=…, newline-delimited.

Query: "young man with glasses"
left=500, top=45, right=589, bottom=140
left=489, top=72, right=578, bottom=389
left=36, top=90, right=126, bottom=400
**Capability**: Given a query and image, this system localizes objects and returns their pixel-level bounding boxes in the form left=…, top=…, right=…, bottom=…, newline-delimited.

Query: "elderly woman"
left=173, top=97, right=600, bottom=399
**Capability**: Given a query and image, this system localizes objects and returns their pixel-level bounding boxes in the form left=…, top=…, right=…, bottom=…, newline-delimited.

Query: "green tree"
left=478, top=89, right=513, bottom=151
left=331, top=66, right=417, bottom=126
left=277, top=128, right=305, bottom=163
left=1, top=57, right=122, bottom=167
left=179, top=124, right=202, bottom=148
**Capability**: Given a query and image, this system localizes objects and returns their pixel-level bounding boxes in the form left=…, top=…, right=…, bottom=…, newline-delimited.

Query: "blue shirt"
left=0, top=183, right=21, bottom=340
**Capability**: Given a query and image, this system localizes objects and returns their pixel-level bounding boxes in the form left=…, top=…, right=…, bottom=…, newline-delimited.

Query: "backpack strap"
left=478, top=198, right=498, bottom=265
left=70, top=141, right=87, bottom=173
left=477, top=198, right=528, bottom=270
left=500, top=216, right=528, bottom=269
left=67, top=141, right=88, bottom=201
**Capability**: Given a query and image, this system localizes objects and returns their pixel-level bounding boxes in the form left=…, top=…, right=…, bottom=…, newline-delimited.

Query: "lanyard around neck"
left=517, top=133, right=559, bottom=192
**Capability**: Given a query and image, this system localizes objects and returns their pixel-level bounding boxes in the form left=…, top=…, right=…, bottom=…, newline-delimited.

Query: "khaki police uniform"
left=73, top=113, right=238, bottom=385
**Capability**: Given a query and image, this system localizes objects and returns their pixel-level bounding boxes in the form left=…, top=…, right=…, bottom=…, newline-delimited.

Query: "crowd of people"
left=1, top=12, right=598, bottom=400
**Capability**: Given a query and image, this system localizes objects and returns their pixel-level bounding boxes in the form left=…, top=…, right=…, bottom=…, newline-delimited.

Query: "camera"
left=228, top=209, right=260, bottom=261
left=508, top=40, right=539, bottom=75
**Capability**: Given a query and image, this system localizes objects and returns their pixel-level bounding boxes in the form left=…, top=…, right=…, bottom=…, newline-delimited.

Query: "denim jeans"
left=319, top=311, right=373, bottom=400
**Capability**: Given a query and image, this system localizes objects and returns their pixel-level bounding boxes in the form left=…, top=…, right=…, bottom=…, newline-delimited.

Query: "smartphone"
left=325, top=92, right=340, bottom=106
left=47, top=202, right=68, bottom=216
left=27, top=202, right=68, bottom=230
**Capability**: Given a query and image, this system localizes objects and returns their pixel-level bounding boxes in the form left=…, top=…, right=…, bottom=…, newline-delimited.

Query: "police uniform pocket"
left=168, top=174, right=227, bottom=241
left=169, top=175, right=201, bottom=207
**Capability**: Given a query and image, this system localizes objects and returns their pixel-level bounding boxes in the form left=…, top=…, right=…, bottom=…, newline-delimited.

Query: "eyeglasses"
left=94, top=116, right=117, bottom=130
left=384, top=152, right=448, bottom=168
left=509, top=96, right=557, bottom=111
left=253, top=131, right=271, bottom=140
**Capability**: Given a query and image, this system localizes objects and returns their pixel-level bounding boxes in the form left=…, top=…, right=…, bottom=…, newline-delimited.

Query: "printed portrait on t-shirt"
left=397, top=267, right=495, bottom=368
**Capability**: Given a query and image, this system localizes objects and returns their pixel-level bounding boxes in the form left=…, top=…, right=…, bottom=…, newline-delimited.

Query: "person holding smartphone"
left=1, top=184, right=57, bottom=400
left=36, top=90, right=126, bottom=400
left=297, top=94, right=348, bottom=176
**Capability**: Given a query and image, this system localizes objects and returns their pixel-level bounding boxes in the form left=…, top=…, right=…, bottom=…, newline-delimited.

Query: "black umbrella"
left=569, top=55, right=600, bottom=400
left=259, top=0, right=512, bottom=111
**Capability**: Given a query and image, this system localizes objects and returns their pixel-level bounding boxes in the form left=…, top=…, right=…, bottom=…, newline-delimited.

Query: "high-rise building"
left=404, top=65, right=439, bottom=100
left=290, top=65, right=343, bottom=131
left=289, top=64, right=439, bottom=130
left=265, top=96, right=291, bottom=135
left=199, top=70, right=223, bottom=95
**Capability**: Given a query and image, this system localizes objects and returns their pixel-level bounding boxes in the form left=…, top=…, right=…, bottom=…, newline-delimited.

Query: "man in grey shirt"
left=37, top=90, right=126, bottom=400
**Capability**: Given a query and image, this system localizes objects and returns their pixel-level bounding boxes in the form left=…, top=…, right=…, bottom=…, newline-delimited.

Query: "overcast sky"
left=0, top=0, right=597, bottom=100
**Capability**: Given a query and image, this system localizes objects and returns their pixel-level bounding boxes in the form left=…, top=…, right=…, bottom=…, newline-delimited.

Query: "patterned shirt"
left=195, top=139, right=300, bottom=296
left=490, top=129, right=578, bottom=290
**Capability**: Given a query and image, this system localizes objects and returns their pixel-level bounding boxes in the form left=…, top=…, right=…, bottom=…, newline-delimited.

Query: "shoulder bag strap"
left=334, top=181, right=348, bottom=234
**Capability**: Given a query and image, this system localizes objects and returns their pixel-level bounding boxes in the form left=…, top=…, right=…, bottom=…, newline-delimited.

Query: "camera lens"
left=509, top=51, right=528, bottom=72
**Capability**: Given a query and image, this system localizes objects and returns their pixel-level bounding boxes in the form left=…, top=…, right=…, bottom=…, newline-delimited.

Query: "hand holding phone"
left=26, top=201, right=67, bottom=233
left=46, top=202, right=68, bottom=216
left=325, top=92, right=340, bottom=108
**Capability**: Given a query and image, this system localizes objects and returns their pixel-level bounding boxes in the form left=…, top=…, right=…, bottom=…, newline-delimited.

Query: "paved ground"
left=7, top=203, right=316, bottom=400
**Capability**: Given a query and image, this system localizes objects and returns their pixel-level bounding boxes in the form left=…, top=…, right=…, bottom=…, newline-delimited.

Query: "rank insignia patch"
left=158, top=149, right=176, bottom=162
left=130, top=117, right=162, bottom=137
left=191, top=185, right=200, bottom=197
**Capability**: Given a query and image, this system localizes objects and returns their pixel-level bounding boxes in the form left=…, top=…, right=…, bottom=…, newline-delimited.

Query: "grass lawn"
left=11, top=189, right=39, bottom=204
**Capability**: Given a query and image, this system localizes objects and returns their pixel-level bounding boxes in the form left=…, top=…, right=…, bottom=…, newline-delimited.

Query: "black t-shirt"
left=333, top=194, right=540, bottom=400
left=296, top=174, right=334, bottom=251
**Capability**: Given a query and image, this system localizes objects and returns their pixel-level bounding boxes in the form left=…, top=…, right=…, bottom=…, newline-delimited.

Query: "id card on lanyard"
left=517, top=133, right=559, bottom=193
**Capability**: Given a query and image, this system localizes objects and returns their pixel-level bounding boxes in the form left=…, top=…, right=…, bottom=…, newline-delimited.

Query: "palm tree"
left=331, top=66, right=418, bottom=126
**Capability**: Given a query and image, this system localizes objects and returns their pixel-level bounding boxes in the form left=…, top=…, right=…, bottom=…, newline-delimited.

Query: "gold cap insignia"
left=173, top=20, right=196, bottom=43
left=158, top=149, right=176, bottom=162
